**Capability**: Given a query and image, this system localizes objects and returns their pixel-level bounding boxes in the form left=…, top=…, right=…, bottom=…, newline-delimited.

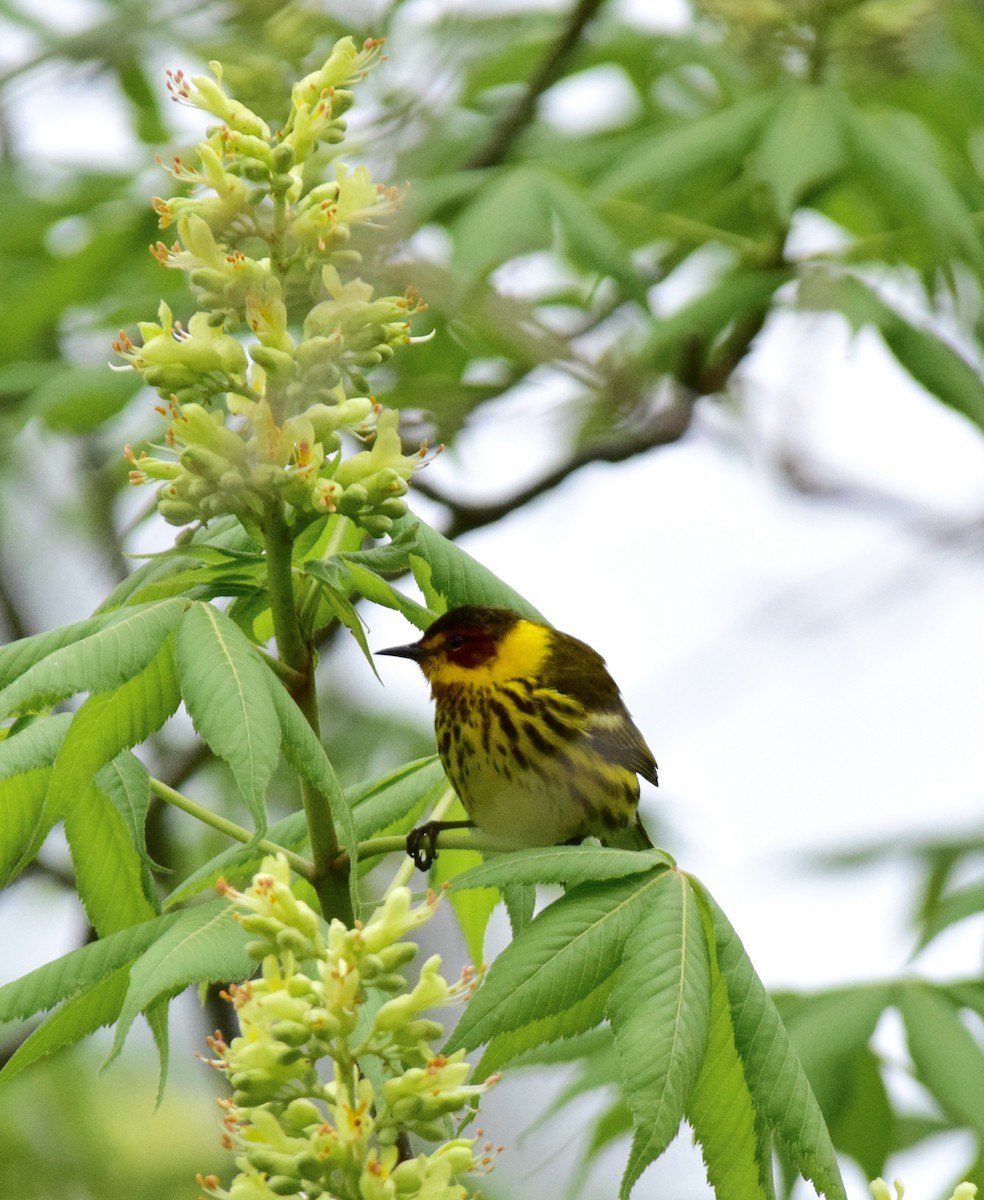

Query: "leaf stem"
left=260, top=500, right=352, bottom=922
left=148, top=775, right=315, bottom=881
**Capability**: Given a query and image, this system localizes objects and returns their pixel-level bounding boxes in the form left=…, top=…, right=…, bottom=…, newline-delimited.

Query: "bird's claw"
left=406, top=822, right=442, bottom=871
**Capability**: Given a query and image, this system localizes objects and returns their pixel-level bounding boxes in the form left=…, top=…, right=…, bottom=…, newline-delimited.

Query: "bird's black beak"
left=376, top=640, right=429, bottom=661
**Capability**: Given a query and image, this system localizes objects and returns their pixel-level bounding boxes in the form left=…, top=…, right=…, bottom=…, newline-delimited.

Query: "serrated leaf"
left=475, top=973, right=615, bottom=1079
left=66, top=779, right=160, bottom=935
left=176, top=602, right=281, bottom=835
left=96, top=751, right=157, bottom=875
left=392, top=514, right=544, bottom=621
left=30, top=635, right=181, bottom=921
left=685, top=953, right=770, bottom=1200
left=452, top=846, right=672, bottom=892
left=337, top=559, right=434, bottom=629
left=0, top=600, right=186, bottom=718
left=0, top=713, right=73, bottom=777
left=337, top=521, right=421, bottom=574
left=0, top=912, right=180, bottom=1023
left=146, top=996, right=171, bottom=1106
left=108, top=900, right=253, bottom=1063
left=0, top=968, right=130, bottom=1091
left=701, top=886, right=847, bottom=1200
left=446, top=870, right=664, bottom=1053
left=900, top=982, right=984, bottom=1134
left=503, top=882, right=535, bottom=937
left=302, top=563, right=380, bottom=679
left=0, top=767, right=51, bottom=887
left=610, top=871, right=710, bottom=1194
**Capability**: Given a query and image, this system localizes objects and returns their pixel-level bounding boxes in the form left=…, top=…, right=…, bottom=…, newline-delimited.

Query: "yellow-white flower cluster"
left=116, top=37, right=431, bottom=536
left=198, top=857, right=496, bottom=1200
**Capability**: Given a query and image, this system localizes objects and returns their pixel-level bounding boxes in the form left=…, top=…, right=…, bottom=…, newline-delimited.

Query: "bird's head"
left=377, top=605, right=550, bottom=686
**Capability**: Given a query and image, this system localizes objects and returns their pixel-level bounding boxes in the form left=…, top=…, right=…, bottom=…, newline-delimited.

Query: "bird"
left=377, top=605, right=657, bottom=869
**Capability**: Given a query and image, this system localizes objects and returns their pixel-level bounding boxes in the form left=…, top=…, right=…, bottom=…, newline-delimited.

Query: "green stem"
left=149, top=776, right=314, bottom=884
left=261, top=499, right=353, bottom=923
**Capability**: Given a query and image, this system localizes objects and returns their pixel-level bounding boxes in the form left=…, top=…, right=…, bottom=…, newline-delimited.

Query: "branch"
left=413, top=388, right=696, bottom=538
left=466, top=0, right=609, bottom=170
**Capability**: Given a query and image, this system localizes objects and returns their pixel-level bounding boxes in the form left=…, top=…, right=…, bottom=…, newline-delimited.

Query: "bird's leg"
left=406, top=820, right=475, bottom=870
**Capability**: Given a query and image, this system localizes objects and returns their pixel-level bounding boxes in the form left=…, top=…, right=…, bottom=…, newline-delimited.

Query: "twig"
left=467, top=0, right=609, bottom=170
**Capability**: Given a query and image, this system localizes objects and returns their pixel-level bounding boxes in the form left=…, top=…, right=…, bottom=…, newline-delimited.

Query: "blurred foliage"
left=3, top=0, right=984, bottom=1196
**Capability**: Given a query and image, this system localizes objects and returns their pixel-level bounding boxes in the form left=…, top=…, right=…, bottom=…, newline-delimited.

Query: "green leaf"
left=0, top=713, right=73, bottom=777
left=335, top=520, right=421, bottom=575
left=798, top=272, right=984, bottom=432
left=107, top=900, right=253, bottom=1064
left=825, top=1047, right=893, bottom=1182
left=333, top=559, right=434, bottom=630
left=176, top=602, right=281, bottom=835
left=641, top=267, right=791, bottom=379
left=96, top=752, right=157, bottom=873
left=163, top=757, right=446, bottom=907
left=751, top=86, right=844, bottom=219
left=433, top=801, right=499, bottom=967
left=28, top=363, right=142, bottom=431
left=391, top=514, right=544, bottom=621
left=65, top=779, right=160, bottom=935
left=452, top=846, right=672, bottom=892
left=34, top=636, right=181, bottom=925
left=0, top=767, right=51, bottom=888
left=686, top=951, right=770, bottom=1200
left=541, top=174, right=646, bottom=303
left=451, top=166, right=552, bottom=278
left=838, top=104, right=984, bottom=269
left=610, top=871, right=711, bottom=1196
left=919, top=881, right=984, bottom=948
left=503, top=882, right=535, bottom=938
left=0, top=968, right=130, bottom=1091
left=701, top=885, right=847, bottom=1200
left=900, top=982, right=984, bottom=1134
left=779, top=984, right=894, bottom=1113
left=0, top=912, right=180, bottom=1023
left=0, top=600, right=187, bottom=719
left=302, top=563, right=380, bottom=679
left=446, top=870, right=663, bottom=1053
left=146, top=996, right=171, bottom=1107
left=601, top=91, right=778, bottom=199
left=352, top=756, right=447, bottom=841
left=475, top=974, right=616, bottom=1079
left=264, top=674, right=357, bottom=902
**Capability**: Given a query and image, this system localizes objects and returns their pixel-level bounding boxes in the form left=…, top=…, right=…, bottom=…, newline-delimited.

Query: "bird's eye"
left=447, top=634, right=466, bottom=650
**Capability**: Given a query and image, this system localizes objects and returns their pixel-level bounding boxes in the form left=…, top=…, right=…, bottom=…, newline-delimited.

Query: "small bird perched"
left=377, top=605, right=657, bottom=869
